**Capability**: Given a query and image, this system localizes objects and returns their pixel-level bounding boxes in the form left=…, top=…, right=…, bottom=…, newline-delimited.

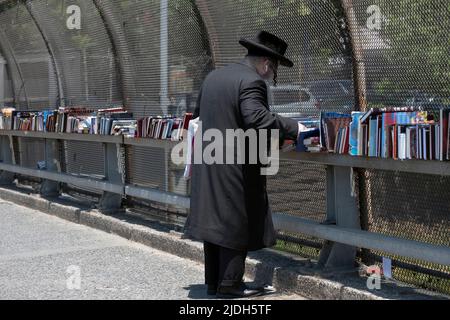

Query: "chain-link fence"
left=0, top=0, right=448, bottom=294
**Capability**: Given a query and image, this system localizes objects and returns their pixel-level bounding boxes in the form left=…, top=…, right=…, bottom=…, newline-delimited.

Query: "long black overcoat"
left=183, top=59, right=298, bottom=251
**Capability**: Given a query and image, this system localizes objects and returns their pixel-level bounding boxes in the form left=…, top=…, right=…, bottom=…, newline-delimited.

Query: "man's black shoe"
left=216, top=283, right=264, bottom=299
left=207, top=284, right=217, bottom=295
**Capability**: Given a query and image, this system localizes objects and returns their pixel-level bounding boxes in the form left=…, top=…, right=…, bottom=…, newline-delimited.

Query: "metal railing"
left=0, top=129, right=449, bottom=269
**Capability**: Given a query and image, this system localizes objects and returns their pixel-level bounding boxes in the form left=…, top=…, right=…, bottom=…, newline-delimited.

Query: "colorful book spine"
left=349, top=112, right=364, bottom=156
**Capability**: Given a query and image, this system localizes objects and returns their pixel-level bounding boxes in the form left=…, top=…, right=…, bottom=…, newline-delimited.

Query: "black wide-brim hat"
left=239, top=30, right=294, bottom=68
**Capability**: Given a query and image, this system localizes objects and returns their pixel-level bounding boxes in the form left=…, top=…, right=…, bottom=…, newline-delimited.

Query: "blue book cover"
left=349, top=112, right=364, bottom=156
left=368, top=118, right=378, bottom=157
left=296, top=128, right=320, bottom=152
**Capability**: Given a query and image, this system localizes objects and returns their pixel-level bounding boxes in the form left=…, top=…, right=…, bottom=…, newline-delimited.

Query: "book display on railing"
left=0, top=107, right=194, bottom=141
left=295, top=106, right=450, bottom=161
left=55, top=107, right=95, bottom=133
left=97, top=107, right=136, bottom=136
left=0, top=106, right=136, bottom=137
left=136, top=112, right=192, bottom=141
left=354, top=106, right=450, bottom=161
left=320, top=112, right=352, bottom=154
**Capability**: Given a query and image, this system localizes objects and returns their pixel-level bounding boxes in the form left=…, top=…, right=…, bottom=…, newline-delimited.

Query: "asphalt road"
left=0, top=200, right=304, bottom=300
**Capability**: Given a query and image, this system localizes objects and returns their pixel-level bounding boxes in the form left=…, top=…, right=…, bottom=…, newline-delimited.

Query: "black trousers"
left=204, top=241, right=248, bottom=287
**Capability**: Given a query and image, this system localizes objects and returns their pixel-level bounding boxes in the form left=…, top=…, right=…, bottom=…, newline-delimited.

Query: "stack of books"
left=0, top=107, right=197, bottom=141
left=353, top=106, right=450, bottom=161
left=319, top=112, right=352, bottom=154
left=295, top=113, right=351, bottom=154
left=97, top=107, right=135, bottom=137
left=12, top=111, right=35, bottom=131
left=3, top=109, right=53, bottom=132
left=53, top=107, right=94, bottom=133
left=0, top=106, right=136, bottom=137
left=136, top=113, right=193, bottom=141
left=295, top=107, right=450, bottom=161
left=0, top=108, right=16, bottom=130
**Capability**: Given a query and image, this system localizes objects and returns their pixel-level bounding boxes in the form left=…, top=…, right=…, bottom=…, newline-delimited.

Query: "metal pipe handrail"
left=273, top=213, right=450, bottom=266
left=1, top=129, right=449, bottom=176
left=0, top=131, right=449, bottom=267
left=278, top=152, right=450, bottom=177
left=0, top=130, right=124, bottom=144
left=0, top=130, right=180, bottom=147
left=0, top=162, right=123, bottom=194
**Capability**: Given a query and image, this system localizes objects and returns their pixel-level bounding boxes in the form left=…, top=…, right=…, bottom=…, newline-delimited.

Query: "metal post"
left=325, top=166, right=337, bottom=224
left=318, top=165, right=337, bottom=267
left=39, top=138, right=61, bottom=197
left=319, top=166, right=361, bottom=270
left=98, top=143, right=124, bottom=211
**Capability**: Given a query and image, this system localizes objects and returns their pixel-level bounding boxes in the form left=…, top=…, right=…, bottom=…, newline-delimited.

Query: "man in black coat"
left=183, top=31, right=306, bottom=298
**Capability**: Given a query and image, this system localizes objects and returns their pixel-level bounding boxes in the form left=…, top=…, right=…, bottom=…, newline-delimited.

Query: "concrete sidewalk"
left=0, top=186, right=446, bottom=300
left=0, top=199, right=304, bottom=300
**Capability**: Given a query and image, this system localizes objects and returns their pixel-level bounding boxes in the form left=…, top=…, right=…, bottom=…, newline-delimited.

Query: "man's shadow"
left=184, top=282, right=277, bottom=300
left=184, top=284, right=217, bottom=300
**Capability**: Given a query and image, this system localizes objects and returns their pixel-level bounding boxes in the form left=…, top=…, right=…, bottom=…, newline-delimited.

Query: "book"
left=398, top=132, right=406, bottom=160
left=349, top=112, right=364, bottom=156
left=368, top=118, right=378, bottom=157
left=110, top=120, right=137, bottom=137
left=360, top=106, right=423, bottom=124
left=135, top=114, right=192, bottom=141
left=296, top=128, right=320, bottom=152
left=320, top=112, right=351, bottom=153
left=439, top=108, right=450, bottom=161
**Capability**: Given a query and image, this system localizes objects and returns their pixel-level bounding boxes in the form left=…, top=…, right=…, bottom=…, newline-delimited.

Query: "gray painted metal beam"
left=279, top=152, right=450, bottom=176
left=273, top=213, right=450, bottom=267
left=125, top=185, right=190, bottom=209
left=1, top=158, right=448, bottom=267
left=0, top=130, right=180, bottom=150
left=2, top=128, right=449, bottom=177
left=0, top=130, right=123, bottom=144
left=0, top=162, right=123, bottom=194
left=322, top=166, right=361, bottom=269
left=123, top=136, right=179, bottom=150
left=39, top=138, right=61, bottom=196
left=0, top=128, right=447, bottom=267
left=99, top=143, right=124, bottom=210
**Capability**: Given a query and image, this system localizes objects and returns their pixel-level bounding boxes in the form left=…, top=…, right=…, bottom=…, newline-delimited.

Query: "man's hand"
left=280, top=122, right=309, bottom=152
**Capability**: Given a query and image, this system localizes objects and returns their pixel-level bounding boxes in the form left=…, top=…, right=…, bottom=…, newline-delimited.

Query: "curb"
left=0, top=186, right=446, bottom=300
